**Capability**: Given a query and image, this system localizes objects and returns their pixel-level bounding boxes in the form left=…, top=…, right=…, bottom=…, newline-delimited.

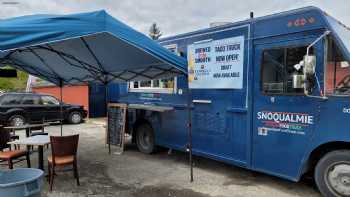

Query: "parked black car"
left=0, top=92, right=87, bottom=126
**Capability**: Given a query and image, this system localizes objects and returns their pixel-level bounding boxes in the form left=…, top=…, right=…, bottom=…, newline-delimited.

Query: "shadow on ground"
left=3, top=123, right=320, bottom=197
left=42, top=155, right=216, bottom=197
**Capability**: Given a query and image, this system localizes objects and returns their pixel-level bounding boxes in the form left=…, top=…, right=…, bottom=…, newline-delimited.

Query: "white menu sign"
left=187, top=36, right=244, bottom=89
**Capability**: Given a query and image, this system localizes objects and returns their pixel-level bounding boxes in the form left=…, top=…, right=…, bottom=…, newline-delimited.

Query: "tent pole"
left=59, top=79, right=63, bottom=136
left=105, top=82, right=111, bottom=154
left=187, top=87, right=193, bottom=182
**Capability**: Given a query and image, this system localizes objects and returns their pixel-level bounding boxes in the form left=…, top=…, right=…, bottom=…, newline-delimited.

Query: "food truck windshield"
left=325, top=15, right=350, bottom=96
left=326, top=15, right=350, bottom=60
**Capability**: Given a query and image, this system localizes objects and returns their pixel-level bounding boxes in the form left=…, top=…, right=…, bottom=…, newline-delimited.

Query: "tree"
left=149, top=23, right=162, bottom=40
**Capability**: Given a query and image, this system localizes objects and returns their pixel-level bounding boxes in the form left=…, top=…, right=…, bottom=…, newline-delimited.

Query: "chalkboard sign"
left=106, top=103, right=127, bottom=153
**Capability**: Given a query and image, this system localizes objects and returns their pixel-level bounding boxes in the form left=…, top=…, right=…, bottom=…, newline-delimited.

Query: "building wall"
left=32, top=85, right=89, bottom=115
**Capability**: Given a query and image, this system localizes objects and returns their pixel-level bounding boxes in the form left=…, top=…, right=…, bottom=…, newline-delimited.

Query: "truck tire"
left=8, top=114, right=25, bottom=126
left=68, top=111, right=82, bottom=124
left=315, top=150, right=350, bottom=197
left=135, top=123, right=155, bottom=154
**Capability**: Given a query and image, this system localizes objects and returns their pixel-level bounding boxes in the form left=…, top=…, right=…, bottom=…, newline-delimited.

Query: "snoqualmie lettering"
left=257, top=111, right=313, bottom=124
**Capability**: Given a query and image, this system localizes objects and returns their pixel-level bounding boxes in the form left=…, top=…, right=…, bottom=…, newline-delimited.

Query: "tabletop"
left=8, top=135, right=50, bottom=146
left=3, top=123, right=50, bottom=130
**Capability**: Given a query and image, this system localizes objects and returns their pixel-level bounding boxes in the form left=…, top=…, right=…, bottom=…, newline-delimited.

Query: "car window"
left=22, top=95, right=41, bottom=105
left=41, top=95, right=59, bottom=105
left=0, top=94, right=22, bottom=105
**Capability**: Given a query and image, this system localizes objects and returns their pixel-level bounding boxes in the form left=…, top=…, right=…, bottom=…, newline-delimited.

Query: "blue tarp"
left=0, top=10, right=187, bottom=85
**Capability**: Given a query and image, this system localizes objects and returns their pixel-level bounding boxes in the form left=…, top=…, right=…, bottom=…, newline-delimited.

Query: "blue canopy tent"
left=0, top=10, right=187, bottom=84
left=0, top=11, right=190, bottom=159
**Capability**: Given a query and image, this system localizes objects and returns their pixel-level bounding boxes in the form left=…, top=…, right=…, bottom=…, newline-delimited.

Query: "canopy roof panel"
left=0, top=10, right=187, bottom=85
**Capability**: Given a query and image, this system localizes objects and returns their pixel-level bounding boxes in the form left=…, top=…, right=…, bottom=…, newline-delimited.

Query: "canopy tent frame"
left=3, top=33, right=196, bottom=184
left=0, top=10, right=193, bottom=182
left=3, top=44, right=184, bottom=84
left=2, top=39, right=185, bottom=137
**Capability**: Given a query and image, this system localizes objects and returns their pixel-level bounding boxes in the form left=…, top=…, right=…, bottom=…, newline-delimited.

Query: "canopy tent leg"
left=104, top=82, right=111, bottom=154
left=187, top=88, right=194, bottom=182
left=59, top=79, right=63, bottom=136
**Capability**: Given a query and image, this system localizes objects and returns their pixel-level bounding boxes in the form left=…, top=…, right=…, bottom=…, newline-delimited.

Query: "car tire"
left=8, top=114, right=26, bottom=126
left=68, top=111, right=82, bottom=124
left=135, top=123, right=155, bottom=154
left=315, top=150, right=350, bottom=197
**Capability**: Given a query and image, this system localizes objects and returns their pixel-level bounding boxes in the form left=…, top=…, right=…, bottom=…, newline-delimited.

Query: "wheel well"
left=6, top=112, right=26, bottom=125
left=68, top=109, right=80, bottom=114
left=304, top=141, right=350, bottom=175
left=67, top=110, right=81, bottom=118
left=7, top=111, right=25, bottom=120
left=131, top=119, right=152, bottom=143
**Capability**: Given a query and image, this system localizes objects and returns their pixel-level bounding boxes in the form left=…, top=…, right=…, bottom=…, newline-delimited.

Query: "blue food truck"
left=114, top=7, right=350, bottom=196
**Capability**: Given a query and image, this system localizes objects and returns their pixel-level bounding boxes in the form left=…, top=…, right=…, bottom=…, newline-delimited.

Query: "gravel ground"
left=1, top=120, right=321, bottom=197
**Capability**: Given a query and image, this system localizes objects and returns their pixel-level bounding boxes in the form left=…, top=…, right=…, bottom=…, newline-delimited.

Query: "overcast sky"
left=1, top=0, right=349, bottom=38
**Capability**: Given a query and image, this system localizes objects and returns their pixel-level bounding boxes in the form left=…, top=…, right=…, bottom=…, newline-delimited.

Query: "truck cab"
left=117, top=7, right=350, bottom=196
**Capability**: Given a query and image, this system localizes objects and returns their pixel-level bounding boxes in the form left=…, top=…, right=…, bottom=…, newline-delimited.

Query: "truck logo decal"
left=343, top=108, right=350, bottom=113
left=287, top=17, right=315, bottom=28
left=257, top=111, right=314, bottom=136
left=257, top=111, right=313, bottom=125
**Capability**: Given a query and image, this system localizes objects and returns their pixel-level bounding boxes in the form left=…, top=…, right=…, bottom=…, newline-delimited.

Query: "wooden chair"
left=0, top=128, right=31, bottom=169
left=6, top=125, right=20, bottom=149
left=7, top=129, right=19, bottom=150
left=48, top=135, right=80, bottom=191
left=30, top=125, right=48, bottom=136
left=29, top=118, right=49, bottom=150
left=30, top=118, right=48, bottom=137
left=9, top=130, right=19, bottom=141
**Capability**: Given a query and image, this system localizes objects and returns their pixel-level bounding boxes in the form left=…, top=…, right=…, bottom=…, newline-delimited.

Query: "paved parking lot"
left=1, top=121, right=322, bottom=197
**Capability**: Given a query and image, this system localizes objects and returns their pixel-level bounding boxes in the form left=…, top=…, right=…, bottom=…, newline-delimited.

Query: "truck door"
left=191, top=93, right=234, bottom=160
left=252, top=38, right=323, bottom=179
left=189, top=32, right=249, bottom=165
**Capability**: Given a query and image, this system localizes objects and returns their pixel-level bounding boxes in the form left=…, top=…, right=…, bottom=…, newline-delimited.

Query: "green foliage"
left=149, top=23, right=162, bottom=40
left=0, top=66, right=28, bottom=91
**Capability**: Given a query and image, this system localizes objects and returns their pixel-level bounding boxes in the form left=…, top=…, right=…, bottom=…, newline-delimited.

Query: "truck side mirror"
left=303, top=55, right=317, bottom=96
left=303, top=55, right=316, bottom=75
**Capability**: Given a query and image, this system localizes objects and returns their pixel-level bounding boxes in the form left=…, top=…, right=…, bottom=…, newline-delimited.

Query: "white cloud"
left=0, top=0, right=349, bottom=37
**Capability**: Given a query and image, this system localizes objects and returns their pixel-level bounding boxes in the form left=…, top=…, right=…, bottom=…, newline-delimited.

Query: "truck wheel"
left=315, top=150, right=350, bottom=197
left=8, top=115, right=25, bottom=126
left=135, top=123, right=155, bottom=154
left=68, top=111, right=82, bottom=124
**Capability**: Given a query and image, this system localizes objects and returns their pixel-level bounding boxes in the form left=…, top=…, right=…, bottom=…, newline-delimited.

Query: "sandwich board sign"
left=106, top=103, right=127, bottom=154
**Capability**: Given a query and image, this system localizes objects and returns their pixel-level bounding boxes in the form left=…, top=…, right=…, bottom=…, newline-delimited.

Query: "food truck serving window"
left=326, top=38, right=350, bottom=95
left=261, top=46, right=312, bottom=95
left=128, top=44, right=178, bottom=94
left=129, top=78, right=176, bottom=94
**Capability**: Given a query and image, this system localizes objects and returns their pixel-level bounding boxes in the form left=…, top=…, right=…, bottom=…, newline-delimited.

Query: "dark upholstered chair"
left=48, top=134, right=80, bottom=191
left=0, top=128, right=31, bottom=169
